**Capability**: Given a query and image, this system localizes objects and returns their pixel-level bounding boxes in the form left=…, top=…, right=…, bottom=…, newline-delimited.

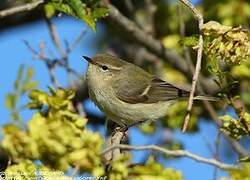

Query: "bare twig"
left=45, top=17, right=84, bottom=85
left=101, top=144, right=241, bottom=170
left=39, top=42, right=61, bottom=88
left=45, top=17, right=67, bottom=58
left=179, top=0, right=204, bottom=132
left=66, top=28, right=88, bottom=54
left=71, top=163, right=80, bottom=178
left=23, top=40, right=61, bottom=87
left=0, top=0, right=44, bottom=18
left=213, top=132, right=221, bottom=180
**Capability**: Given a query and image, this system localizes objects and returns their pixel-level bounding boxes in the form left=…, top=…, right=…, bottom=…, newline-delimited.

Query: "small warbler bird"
left=84, top=53, right=217, bottom=127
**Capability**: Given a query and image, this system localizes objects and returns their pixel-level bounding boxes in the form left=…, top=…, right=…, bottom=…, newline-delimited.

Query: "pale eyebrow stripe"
left=109, top=66, right=122, bottom=71
left=97, top=63, right=122, bottom=71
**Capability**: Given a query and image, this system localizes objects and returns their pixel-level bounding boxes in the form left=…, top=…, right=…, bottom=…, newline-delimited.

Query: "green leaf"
left=14, top=65, right=25, bottom=90
left=179, top=36, right=198, bottom=47
left=51, top=2, right=76, bottom=17
left=21, top=81, right=39, bottom=93
left=80, top=15, right=96, bottom=31
left=48, top=0, right=108, bottom=31
left=68, top=0, right=97, bottom=31
left=26, top=67, right=34, bottom=82
left=48, top=85, right=57, bottom=95
left=2, top=124, right=21, bottom=134
left=44, top=3, right=56, bottom=18
left=11, top=111, right=21, bottom=121
left=27, top=101, right=43, bottom=109
left=92, top=7, right=109, bottom=19
left=5, top=93, right=17, bottom=110
left=28, top=90, right=48, bottom=105
left=220, top=114, right=249, bottom=140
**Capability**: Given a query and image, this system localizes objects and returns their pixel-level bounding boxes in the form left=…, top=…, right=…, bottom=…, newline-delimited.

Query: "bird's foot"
left=115, top=120, right=148, bottom=133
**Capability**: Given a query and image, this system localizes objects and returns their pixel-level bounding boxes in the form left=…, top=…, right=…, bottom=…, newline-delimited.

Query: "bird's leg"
left=116, top=120, right=148, bottom=132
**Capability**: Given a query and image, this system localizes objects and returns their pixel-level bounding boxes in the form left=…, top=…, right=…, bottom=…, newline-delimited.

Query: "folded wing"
left=114, top=77, right=189, bottom=104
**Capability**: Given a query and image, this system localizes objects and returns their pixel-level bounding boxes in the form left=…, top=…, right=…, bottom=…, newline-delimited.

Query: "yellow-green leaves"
left=28, top=88, right=75, bottom=110
left=108, top=155, right=182, bottom=180
left=220, top=113, right=250, bottom=140
left=5, top=93, right=17, bottom=111
left=108, top=155, right=130, bottom=180
left=44, top=0, right=109, bottom=31
left=130, top=156, right=182, bottom=180
left=179, top=36, right=198, bottom=48
left=3, top=88, right=104, bottom=176
left=229, top=163, right=250, bottom=180
left=5, top=65, right=38, bottom=122
left=182, top=21, right=249, bottom=85
left=202, top=21, right=250, bottom=66
left=2, top=124, right=40, bottom=161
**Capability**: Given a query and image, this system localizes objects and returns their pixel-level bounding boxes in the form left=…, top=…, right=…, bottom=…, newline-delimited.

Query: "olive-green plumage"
left=84, top=53, right=216, bottom=126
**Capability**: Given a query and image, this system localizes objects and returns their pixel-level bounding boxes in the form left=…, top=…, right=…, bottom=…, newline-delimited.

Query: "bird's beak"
left=82, top=56, right=93, bottom=64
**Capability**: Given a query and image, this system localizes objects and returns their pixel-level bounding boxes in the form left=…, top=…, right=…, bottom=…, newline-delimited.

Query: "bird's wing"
left=113, top=77, right=190, bottom=104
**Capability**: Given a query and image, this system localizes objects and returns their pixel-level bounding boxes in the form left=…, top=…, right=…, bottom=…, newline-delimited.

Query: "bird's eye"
left=101, top=65, right=109, bottom=71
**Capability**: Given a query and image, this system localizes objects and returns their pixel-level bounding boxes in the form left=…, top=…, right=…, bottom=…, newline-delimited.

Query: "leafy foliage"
left=2, top=88, right=104, bottom=177
left=220, top=113, right=250, bottom=140
left=44, top=0, right=109, bottom=31
left=108, top=155, right=182, bottom=180
left=202, top=21, right=249, bottom=66
left=219, top=95, right=250, bottom=141
left=5, top=65, right=38, bottom=124
left=182, top=21, right=250, bottom=84
left=229, top=163, right=250, bottom=180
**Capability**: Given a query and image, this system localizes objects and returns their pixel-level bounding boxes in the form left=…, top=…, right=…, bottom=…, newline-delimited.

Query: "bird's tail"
left=193, top=95, right=221, bottom=101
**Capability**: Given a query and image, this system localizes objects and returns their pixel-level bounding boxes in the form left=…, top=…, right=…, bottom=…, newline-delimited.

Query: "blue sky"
left=0, top=16, right=239, bottom=180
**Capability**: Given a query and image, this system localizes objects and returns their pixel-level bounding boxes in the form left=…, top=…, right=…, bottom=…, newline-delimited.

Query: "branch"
left=45, top=17, right=66, bottom=58
left=203, top=101, right=249, bottom=157
left=102, top=144, right=241, bottom=170
left=106, top=3, right=223, bottom=94
left=175, top=2, right=249, bottom=155
left=0, top=0, right=44, bottom=18
left=177, top=0, right=248, bottom=156
left=66, top=28, right=88, bottom=54
left=107, top=4, right=190, bottom=77
left=179, top=0, right=204, bottom=132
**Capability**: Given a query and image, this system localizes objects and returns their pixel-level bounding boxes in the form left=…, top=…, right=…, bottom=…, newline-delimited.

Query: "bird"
left=84, top=53, right=217, bottom=127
